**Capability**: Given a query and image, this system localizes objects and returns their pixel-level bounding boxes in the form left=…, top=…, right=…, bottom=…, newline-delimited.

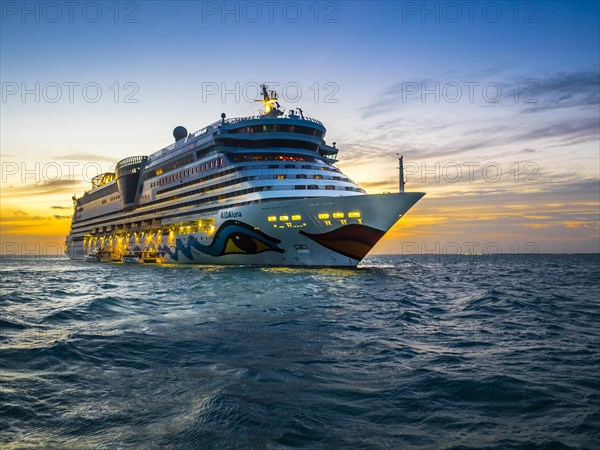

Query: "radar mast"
left=256, top=84, right=284, bottom=117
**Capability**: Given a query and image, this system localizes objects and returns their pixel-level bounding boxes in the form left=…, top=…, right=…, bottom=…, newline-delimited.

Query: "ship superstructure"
left=65, top=86, right=424, bottom=266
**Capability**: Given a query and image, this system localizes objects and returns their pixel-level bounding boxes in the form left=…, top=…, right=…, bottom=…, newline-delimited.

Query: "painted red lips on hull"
left=299, top=224, right=386, bottom=261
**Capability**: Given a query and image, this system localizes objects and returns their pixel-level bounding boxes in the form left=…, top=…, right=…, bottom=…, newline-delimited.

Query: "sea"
left=1, top=254, right=599, bottom=449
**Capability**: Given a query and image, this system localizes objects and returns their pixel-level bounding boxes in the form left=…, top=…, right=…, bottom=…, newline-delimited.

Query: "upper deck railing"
left=147, top=114, right=324, bottom=164
left=224, top=115, right=323, bottom=127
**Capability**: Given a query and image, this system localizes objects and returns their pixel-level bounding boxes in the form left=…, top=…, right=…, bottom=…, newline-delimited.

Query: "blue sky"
left=1, top=1, right=599, bottom=253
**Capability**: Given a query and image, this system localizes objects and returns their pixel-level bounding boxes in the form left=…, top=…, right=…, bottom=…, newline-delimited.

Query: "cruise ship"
left=65, top=86, right=425, bottom=267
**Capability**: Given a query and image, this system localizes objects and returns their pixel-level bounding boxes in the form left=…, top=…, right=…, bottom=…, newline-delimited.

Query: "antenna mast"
left=397, top=154, right=405, bottom=193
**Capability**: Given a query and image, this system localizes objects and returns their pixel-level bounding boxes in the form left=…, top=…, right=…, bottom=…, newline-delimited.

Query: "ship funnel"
left=115, top=156, right=149, bottom=208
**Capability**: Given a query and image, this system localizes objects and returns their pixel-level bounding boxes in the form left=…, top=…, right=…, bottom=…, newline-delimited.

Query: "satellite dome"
left=173, top=126, right=188, bottom=141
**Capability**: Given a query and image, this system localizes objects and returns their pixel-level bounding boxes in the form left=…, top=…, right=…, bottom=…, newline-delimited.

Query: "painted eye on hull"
left=224, top=232, right=274, bottom=254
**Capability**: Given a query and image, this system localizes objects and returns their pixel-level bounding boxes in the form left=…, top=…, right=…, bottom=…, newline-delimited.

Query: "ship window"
left=295, top=185, right=306, bottom=190
left=333, top=212, right=344, bottom=219
left=325, top=185, right=335, bottom=190
left=232, top=154, right=316, bottom=163
left=279, top=216, right=289, bottom=221
left=318, top=213, right=329, bottom=219
left=229, top=124, right=323, bottom=138
left=313, top=175, right=323, bottom=179
left=276, top=174, right=286, bottom=179
left=219, top=138, right=318, bottom=151
left=296, top=174, right=307, bottom=179
left=308, top=185, right=319, bottom=189
left=292, top=215, right=302, bottom=221
left=267, top=216, right=277, bottom=222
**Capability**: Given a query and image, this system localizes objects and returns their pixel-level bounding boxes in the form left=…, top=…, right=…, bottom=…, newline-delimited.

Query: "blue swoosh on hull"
left=158, top=220, right=284, bottom=261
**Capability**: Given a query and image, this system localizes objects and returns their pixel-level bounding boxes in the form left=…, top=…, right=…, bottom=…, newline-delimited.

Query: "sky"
left=1, top=0, right=599, bottom=255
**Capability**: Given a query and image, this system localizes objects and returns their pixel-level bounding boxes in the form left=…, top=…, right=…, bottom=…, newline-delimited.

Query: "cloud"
left=51, top=205, right=70, bottom=210
left=359, top=68, right=600, bottom=120
left=520, top=70, right=600, bottom=114
left=509, top=116, right=599, bottom=146
left=341, top=109, right=598, bottom=164
left=360, top=78, right=433, bottom=120
left=9, top=210, right=44, bottom=222
left=3, top=179, right=84, bottom=197
left=359, top=178, right=397, bottom=189
left=56, top=153, right=117, bottom=163
left=1, top=209, right=73, bottom=235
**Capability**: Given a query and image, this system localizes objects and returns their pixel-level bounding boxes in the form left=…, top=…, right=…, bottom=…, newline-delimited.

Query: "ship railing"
left=147, top=115, right=323, bottom=164
left=148, top=121, right=222, bottom=164
left=192, top=119, right=223, bottom=137
left=224, top=115, right=323, bottom=126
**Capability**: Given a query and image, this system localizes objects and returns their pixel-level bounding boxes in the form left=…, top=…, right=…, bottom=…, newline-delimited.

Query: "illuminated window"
left=267, top=216, right=277, bottom=222
left=313, top=175, right=323, bottom=179
left=156, top=168, right=163, bottom=175
left=333, top=212, right=344, bottom=219
left=292, top=215, right=302, bottom=221
left=276, top=174, right=286, bottom=179
left=318, top=213, right=330, bottom=219
left=279, top=215, right=289, bottom=221
left=348, top=211, right=361, bottom=218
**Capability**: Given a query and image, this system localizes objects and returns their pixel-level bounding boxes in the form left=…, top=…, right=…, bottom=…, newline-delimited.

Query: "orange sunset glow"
left=1, top=1, right=598, bottom=255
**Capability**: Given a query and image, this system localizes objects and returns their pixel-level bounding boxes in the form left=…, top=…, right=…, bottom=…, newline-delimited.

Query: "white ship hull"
left=66, top=193, right=423, bottom=267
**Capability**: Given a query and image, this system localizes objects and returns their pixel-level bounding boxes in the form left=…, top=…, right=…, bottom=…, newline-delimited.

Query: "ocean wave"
left=1, top=255, right=598, bottom=448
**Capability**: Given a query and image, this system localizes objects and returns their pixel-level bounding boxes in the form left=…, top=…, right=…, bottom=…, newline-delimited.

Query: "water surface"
left=1, top=255, right=598, bottom=449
